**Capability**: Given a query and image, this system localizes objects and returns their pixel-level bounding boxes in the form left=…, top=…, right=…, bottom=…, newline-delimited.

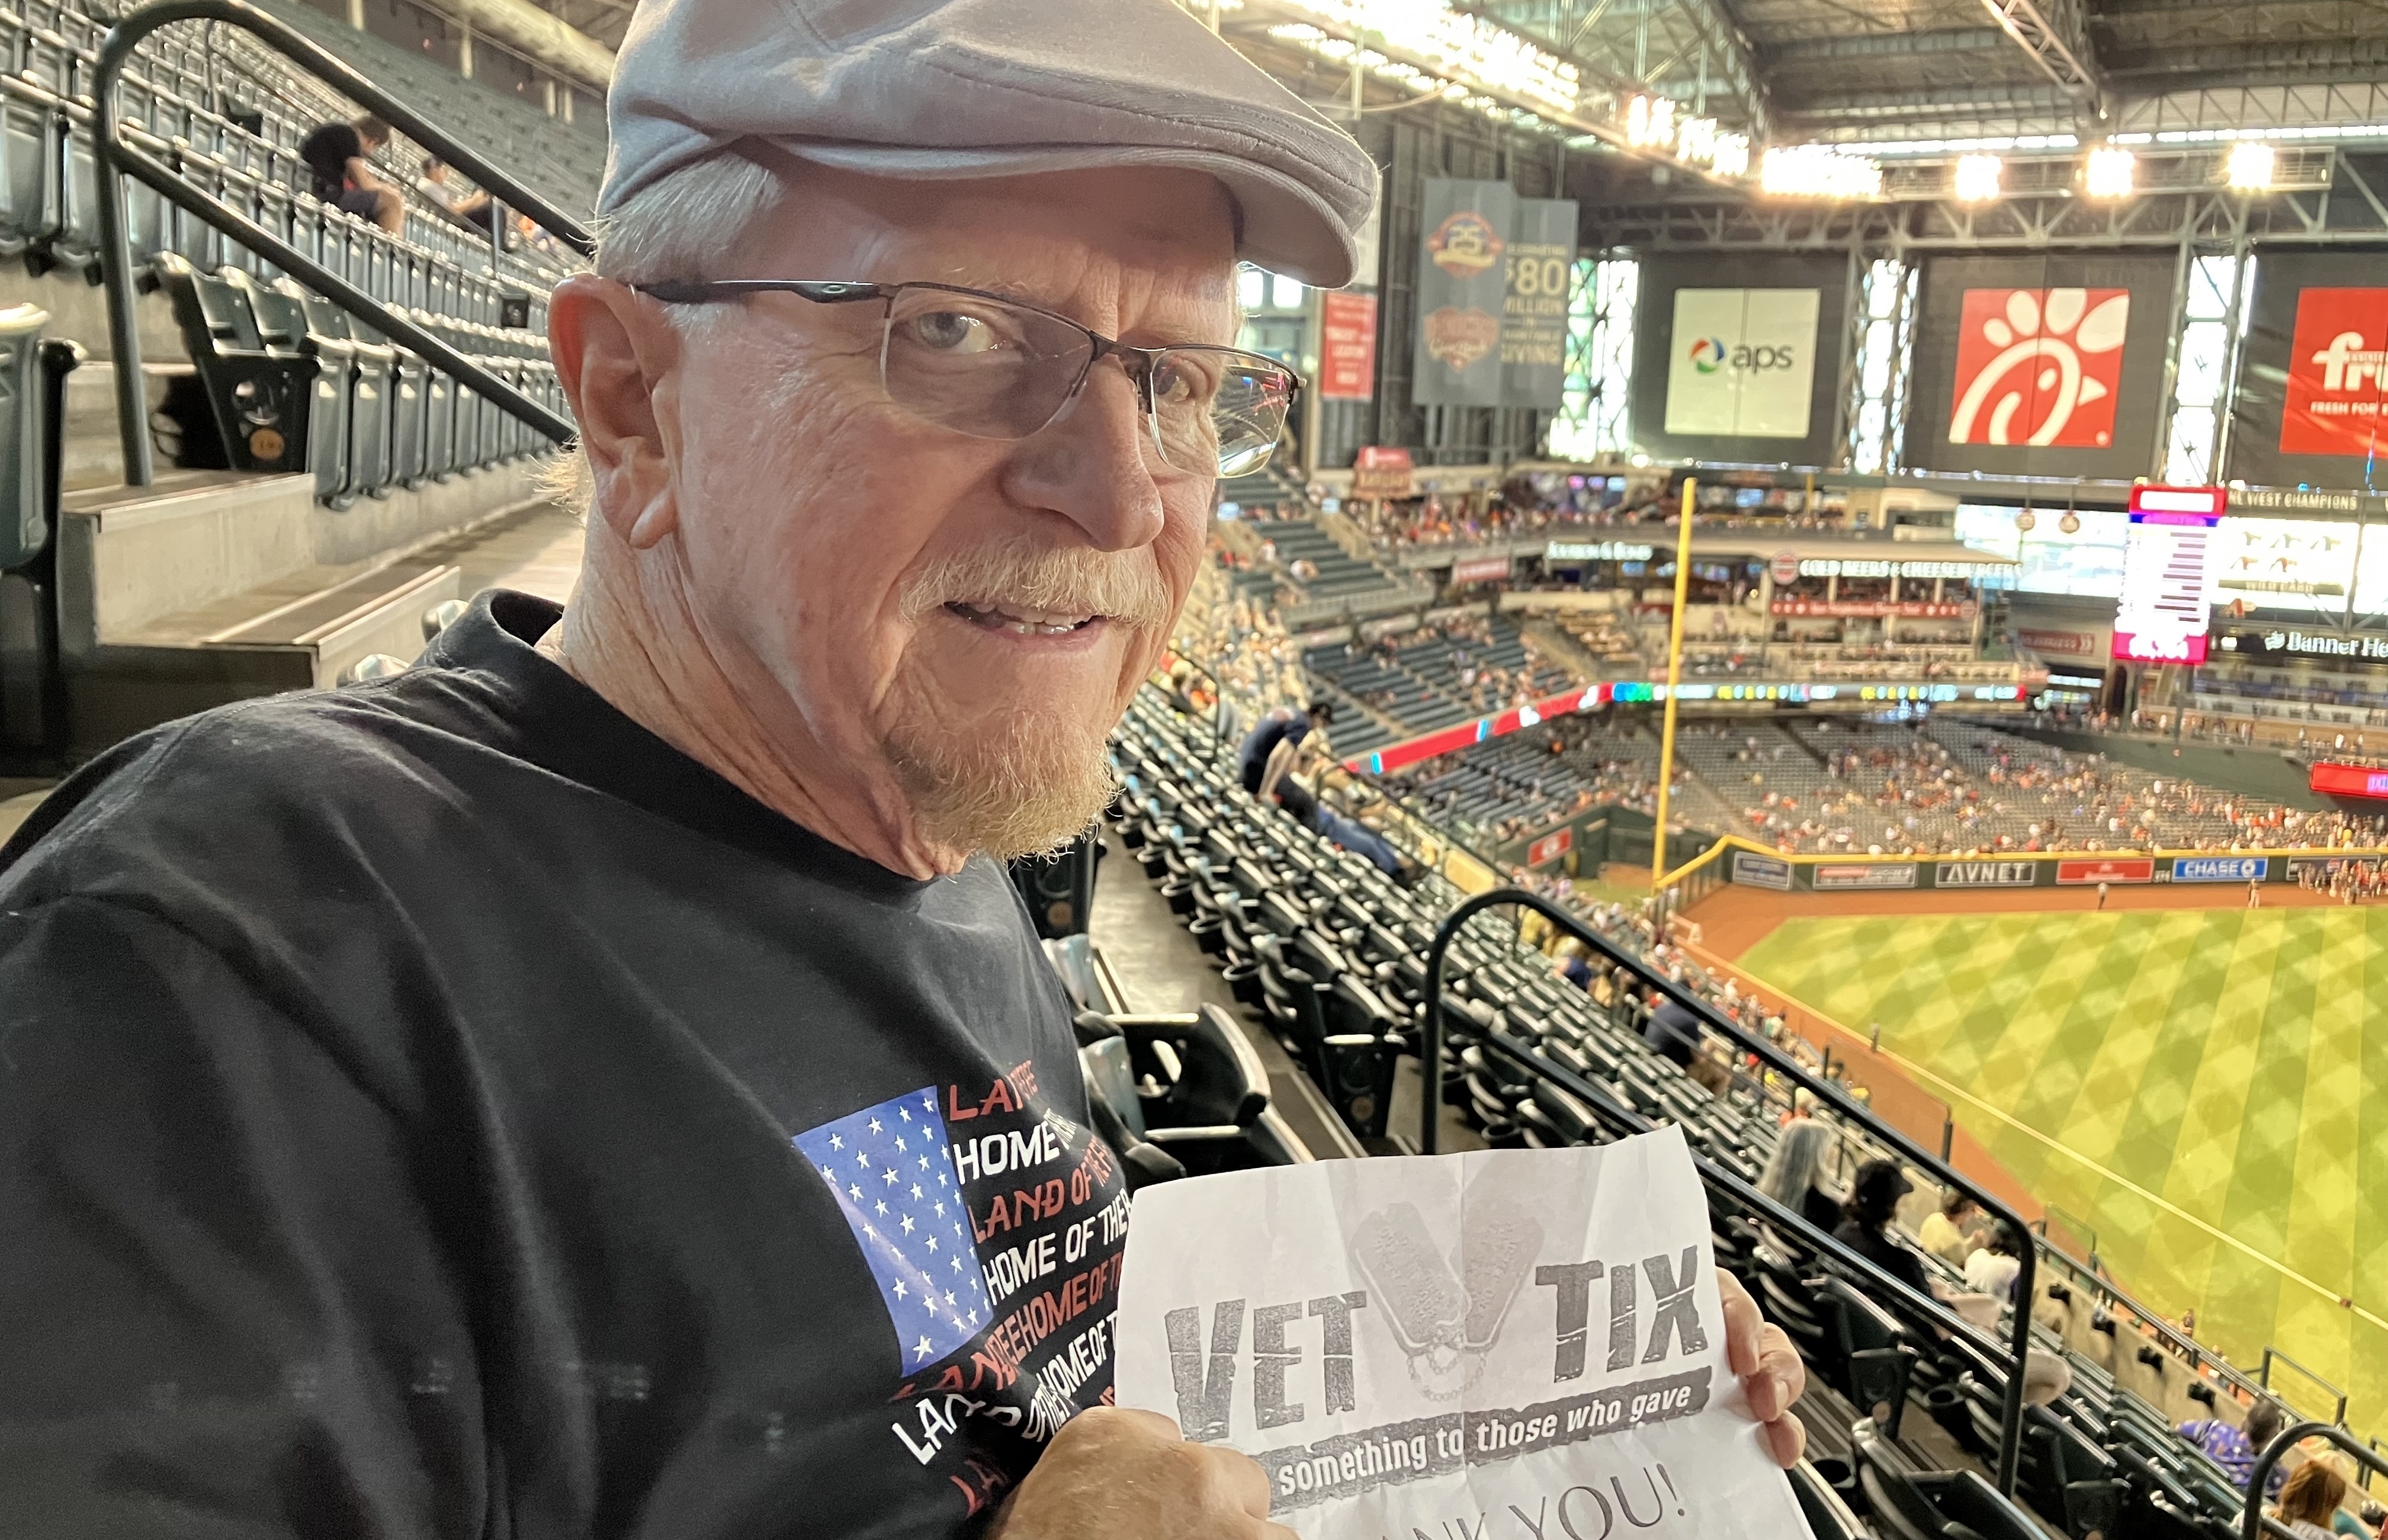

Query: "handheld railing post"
left=1420, top=885, right=2036, bottom=1498
left=90, top=0, right=598, bottom=472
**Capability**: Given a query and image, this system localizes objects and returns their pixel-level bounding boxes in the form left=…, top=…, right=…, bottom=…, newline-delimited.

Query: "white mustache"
left=900, top=538, right=1173, bottom=630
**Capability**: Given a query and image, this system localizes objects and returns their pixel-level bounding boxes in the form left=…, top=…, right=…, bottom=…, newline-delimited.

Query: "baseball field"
left=1732, top=901, right=2388, bottom=1434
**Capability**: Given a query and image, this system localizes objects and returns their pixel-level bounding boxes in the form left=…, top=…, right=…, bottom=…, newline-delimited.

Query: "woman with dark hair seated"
left=1831, top=1157, right=1931, bottom=1298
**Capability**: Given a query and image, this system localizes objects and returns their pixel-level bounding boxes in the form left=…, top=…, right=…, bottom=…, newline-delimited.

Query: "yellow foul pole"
left=1651, top=477, right=1697, bottom=893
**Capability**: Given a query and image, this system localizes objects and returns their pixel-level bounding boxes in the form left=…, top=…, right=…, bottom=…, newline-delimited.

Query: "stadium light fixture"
left=1266, top=0, right=1582, bottom=117
left=1953, top=153, right=2003, bottom=203
left=2226, top=140, right=2277, bottom=191
left=2085, top=147, right=2136, bottom=200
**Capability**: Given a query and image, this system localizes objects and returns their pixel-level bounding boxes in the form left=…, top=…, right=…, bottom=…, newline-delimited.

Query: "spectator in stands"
left=1962, top=1218, right=2024, bottom=1300
left=2180, top=1397, right=2287, bottom=1489
left=1833, top=1159, right=1934, bottom=1298
left=297, top=113, right=403, bottom=233
left=1642, top=993, right=1705, bottom=1069
left=1917, top=1188, right=1987, bottom=1266
left=1237, top=698, right=1332, bottom=795
left=2274, top=1458, right=2350, bottom=1540
left=415, top=155, right=501, bottom=238
left=1757, top=1117, right=1845, bottom=1233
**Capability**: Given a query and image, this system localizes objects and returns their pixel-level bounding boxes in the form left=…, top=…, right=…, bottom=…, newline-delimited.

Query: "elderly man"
left=0, top=1, right=1803, bottom=1533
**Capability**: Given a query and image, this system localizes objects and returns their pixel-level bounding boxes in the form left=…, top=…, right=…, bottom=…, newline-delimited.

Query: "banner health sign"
left=1410, top=180, right=1578, bottom=409
left=2229, top=253, right=2388, bottom=492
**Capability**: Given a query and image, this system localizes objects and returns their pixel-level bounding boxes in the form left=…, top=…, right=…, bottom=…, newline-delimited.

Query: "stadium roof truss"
left=1585, top=140, right=2388, bottom=249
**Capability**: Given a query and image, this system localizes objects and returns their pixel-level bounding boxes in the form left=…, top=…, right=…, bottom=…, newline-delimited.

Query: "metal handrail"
left=2243, top=1422, right=2388, bottom=1540
left=92, top=0, right=593, bottom=484
left=1419, top=886, right=2037, bottom=1496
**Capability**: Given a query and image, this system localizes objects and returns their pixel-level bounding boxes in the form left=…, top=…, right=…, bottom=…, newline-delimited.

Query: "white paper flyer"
left=1114, top=1125, right=1807, bottom=1538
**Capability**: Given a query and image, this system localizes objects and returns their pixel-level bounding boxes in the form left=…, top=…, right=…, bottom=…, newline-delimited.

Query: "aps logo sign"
left=1947, top=287, right=2130, bottom=449
left=1662, top=288, right=1820, bottom=440
left=2279, top=288, right=2388, bottom=457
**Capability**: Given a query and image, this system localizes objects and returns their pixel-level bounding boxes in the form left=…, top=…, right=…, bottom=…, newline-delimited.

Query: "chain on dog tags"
left=1115, top=1125, right=1806, bottom=1538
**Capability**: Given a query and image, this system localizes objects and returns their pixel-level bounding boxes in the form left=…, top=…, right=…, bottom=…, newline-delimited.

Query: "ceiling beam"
left=1978, top=0, right=2107, bottom=105
left=1470, top=0, right=1773, bottom=135
left=1764, top=27, right=2010, bottom=61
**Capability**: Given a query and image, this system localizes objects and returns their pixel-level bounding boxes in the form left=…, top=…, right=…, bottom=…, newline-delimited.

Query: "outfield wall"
left=1678, top=835, right=2388, bottom=897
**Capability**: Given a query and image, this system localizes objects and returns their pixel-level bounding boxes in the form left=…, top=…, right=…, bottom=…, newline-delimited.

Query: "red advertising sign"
left=2279, top=287, right=2388, bottom=457
left=1452, top=556, right=1513, bottom=584
left=1319, top=291, right=1379, bottom=402
left=1346, top=685, right=1610, bottom=775
left=2055, top=857, right=2154, bottom=885
left=2111, top=629, right=2210, bottom=666
left=1770, top=550, right=1801, bottom=586
left=1527, top=826, right=1573, bottom=867
left=1351, top=446, right=1414, bottom=499
left=2310, top=761, right=2388, bottom=800
left=1770, top=600, right=1976, bottom=618
left=1949, top=287, right=2130, bottom=448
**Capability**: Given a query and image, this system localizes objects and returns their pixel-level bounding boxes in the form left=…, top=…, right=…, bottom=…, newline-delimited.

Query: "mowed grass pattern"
left=1738, top=907, right=2388, bottom=1432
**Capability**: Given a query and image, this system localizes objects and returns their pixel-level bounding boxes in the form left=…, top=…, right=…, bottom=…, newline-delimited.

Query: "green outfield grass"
left=1738, top=907, right=2388, bottom=1433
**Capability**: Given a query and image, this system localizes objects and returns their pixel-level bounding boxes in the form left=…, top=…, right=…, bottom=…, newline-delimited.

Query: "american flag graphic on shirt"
left=794, top=1086, right=993, bottom=1368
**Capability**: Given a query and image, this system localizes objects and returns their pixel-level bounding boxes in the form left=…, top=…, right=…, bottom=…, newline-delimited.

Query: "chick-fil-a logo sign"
left=1948, top=287, right=2130, bottom=448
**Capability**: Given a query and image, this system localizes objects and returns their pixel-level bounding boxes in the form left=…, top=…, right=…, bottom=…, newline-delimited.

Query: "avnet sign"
left=1663, top=288, right=1819, bottom=439
left=1933, top=859, right=2036, bottom=888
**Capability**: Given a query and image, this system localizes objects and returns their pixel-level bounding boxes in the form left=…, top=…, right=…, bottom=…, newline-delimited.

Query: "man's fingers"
left=1103, top=1407, right=1184, bottom=1442
left=1197, top=1442, right=1275, bottom=1517
left=1717, top=1266, right=1763, bottom=1378
left=1761, top=1410, right=1808, bottom=1470
left=1748, top=1327, right=1806, bottom=1422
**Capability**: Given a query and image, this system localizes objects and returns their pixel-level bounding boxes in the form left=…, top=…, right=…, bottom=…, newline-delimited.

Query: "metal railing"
left=1417, top=886, right=2039, bottom=1496
left=2243, top=1423, right=2388, bottom=1540
left=92, top=0, right=593, bottom=485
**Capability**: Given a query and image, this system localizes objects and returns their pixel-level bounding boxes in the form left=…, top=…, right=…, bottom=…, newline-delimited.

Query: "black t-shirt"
left=0, top=591, right=1128, bottom=1538
left=1832, top=1218, right=1933, bottom=1300
left=1643, top=1000, right=1704, bottom=1066
left=1235, top=711, right=1311, bottom=793
left=298, top=121, right=362, bottom=199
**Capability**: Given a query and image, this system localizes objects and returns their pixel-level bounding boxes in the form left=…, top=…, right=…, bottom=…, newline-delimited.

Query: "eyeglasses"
left=635, top=278, right=1300, bottom=479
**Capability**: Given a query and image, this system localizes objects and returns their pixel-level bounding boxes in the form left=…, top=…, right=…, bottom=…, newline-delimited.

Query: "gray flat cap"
left=600, top=0, right=1380, bottom=287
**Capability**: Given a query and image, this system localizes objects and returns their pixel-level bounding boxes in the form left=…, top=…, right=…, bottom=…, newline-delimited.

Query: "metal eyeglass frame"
left=633, top=278, right=1302, bottom=477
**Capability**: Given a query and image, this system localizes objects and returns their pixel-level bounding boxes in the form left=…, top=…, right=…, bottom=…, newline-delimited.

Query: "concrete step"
left=59, top=359, right=195, bottom=492
left=49, top=461, right=555, bottom=752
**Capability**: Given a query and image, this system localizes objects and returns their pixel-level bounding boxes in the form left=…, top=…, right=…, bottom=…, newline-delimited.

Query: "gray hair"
left=1756, top=1118, right=1835, bottom=1211
left=544, top=152, right=788, bottom=516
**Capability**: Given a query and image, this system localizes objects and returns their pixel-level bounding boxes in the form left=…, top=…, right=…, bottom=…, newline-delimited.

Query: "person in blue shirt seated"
left=1236, top=699, right=1331, bottom=795
left=2178, top=1397, right=2286, bottom=1492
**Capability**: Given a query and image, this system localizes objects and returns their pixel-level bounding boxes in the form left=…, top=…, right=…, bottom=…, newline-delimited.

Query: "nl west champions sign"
left=1663, top=288, right=1818, bottom=438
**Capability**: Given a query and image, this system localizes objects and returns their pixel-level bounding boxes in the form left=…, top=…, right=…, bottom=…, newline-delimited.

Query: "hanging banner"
left=1629, top=253, right=1847, bottom=469
left=1906, top=254, right=2173, bottom=479
left=1412, top=179, right=1517, bottom=407
left=1662, top=289, right=1820, bottom=438
left=2230, top=255, right=2388, bottom=492
left=1320, top=291, right=1380, bottom=402
left=1501, top=198, right=1578, bottom=409
left=2279, top=287, right=2388, bottom=457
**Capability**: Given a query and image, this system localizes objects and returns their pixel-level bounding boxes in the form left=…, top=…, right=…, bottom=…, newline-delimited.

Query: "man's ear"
left=549, top=274, right=682, bottom=549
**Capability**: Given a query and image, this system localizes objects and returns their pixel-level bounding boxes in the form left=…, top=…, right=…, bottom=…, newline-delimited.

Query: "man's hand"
left=989, top=1407, right=1295, bottom=1540
left=1719, top=1266, right=1808, bottom=1468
